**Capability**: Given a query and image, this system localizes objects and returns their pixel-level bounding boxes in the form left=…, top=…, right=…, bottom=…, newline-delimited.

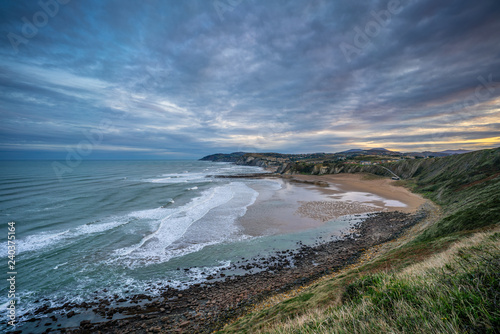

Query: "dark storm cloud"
left=0, top=0, right=499, bottom=159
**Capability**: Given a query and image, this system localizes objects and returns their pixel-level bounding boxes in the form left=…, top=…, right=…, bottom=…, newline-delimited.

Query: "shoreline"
left=59, top=210, right=428, bottom=334
left=15, top=173, right=429, bottom=333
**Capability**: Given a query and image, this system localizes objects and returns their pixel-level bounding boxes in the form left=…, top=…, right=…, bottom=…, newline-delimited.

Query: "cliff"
left=200, top=148, right=500, bottom=181
left=200, top=152, right=291, bottom=170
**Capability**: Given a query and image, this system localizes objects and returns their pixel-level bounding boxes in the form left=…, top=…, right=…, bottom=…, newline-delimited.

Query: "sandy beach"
left=238, top=173, right=427, bottom=237
left=290, top=173, right=426, bottom=213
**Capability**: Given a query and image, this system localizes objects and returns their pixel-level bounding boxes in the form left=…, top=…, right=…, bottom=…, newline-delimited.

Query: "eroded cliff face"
left=288, top=159, right=445, bottom=179
left=235, top=156, right=274, bottom=168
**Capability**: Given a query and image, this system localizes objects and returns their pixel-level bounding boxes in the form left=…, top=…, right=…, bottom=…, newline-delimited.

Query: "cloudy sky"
left=1, top=0, right=499, bottom=159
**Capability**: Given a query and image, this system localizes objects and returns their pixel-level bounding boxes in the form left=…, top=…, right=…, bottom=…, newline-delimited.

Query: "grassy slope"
left=263, top=231, right=500, bottom=334
left=407, top=148, right=500, bottom=240
left=219, top=148, right=500, bottom=333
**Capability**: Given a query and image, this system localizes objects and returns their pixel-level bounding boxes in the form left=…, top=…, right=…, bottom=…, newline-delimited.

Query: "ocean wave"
left=7, top=219, right=131, bottom=256
left=144, top=175, right=207, bottom=184
left=111, top=182, right=258, bottom=267
left=142, top=164, right=266, bottom=185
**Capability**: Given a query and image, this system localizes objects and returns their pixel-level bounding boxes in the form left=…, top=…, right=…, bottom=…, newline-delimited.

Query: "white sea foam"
left=262, top=179, right=283, bottom=190
left=11, top=219, right=131, bottom=255
left=112, top=182, right=258, bottom=267
left=113, top=186, right=234, bottom=259
left=74, top=220, right=129, bottom=235
left=14, top=229, right=70, bottom=254
left=143, top=164, right=266, bottom=185
left=144, top=172, right=209, bottom=184
left=53, top=262, right=68, bottom=270
left=185, top=260, right=231, bottom=281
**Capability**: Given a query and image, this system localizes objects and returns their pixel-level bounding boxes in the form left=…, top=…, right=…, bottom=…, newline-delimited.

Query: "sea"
left=0, top=160, right=365, bottom=330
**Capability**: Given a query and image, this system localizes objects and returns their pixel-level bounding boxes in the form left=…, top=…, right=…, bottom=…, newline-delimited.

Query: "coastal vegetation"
left=216, top=148, right=500, bottom=333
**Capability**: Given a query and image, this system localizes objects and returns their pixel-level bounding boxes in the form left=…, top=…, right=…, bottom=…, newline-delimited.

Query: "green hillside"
left=402, top=148, right=500, bottom=240
left=219, top=148, right=500, bottom=333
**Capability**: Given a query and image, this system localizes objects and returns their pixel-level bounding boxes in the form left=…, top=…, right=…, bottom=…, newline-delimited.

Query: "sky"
left=1, top=0, right=499, bottom=160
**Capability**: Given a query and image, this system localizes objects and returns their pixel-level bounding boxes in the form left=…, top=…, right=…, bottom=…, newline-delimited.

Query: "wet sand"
left=239, top=179, right=332, bottom=235
left=239, top=174, right=425, bottom=236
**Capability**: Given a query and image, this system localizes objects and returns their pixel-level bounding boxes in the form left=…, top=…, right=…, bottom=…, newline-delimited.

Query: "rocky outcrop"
left=276, top=162, right=292, bottom=174
left=236, top=156, right=270, bottom=168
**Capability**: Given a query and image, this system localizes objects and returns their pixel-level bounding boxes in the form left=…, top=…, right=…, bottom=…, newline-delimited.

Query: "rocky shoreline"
left=12, top=208, right=428, bottom=334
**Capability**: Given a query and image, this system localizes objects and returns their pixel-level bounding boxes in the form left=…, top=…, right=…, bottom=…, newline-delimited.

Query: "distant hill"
left=438, top=149, right=472, bottom=155
left=199, top=152, right=246, bottom=162
left=408, top=151, right=450, bottom=158
left=340, top=149, right=364, bottom=153
left=339, top=148, right=392, bottom=153
left=367, top=148, right=390, bottom=152
left=338, top=148, right=401, bottom=156
left=338, top=148, right=473, bottom=157
left=200, top=148, right=479, bottom=164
